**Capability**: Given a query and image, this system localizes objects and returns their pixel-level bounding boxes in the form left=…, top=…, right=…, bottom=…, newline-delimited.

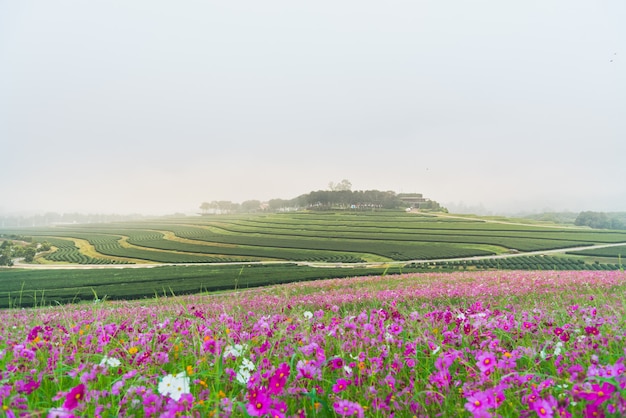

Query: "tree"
left=0, top=243, right=13, bottom=266
left=199, top=202, right=211, bottom=214
left=241, top=200, right=262, bottom=213
left=329, top=179, right=352, bottom=192
left=23, top=247, right=37, bottom=263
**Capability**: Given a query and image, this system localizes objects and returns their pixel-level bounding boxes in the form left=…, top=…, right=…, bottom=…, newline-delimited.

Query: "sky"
left=1, top=1, right=625, bottom=215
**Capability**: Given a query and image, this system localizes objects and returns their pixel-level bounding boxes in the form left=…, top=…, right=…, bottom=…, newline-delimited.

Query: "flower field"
left=1, top=270, right=625, bottom=417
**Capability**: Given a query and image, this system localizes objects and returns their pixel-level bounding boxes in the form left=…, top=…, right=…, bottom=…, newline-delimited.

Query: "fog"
left=1, top=1, right=624, bottom=216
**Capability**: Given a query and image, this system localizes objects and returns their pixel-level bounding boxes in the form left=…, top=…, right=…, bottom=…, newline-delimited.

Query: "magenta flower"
left=246, top=388, right=271, bottom=416
left=16, top=378, right=40, bottom=395
left=583, top=403, right=605, bottom=418
left=531, top=398, right=554, bottom=418
left=579, top=381, right=615, bottom=405
left=327, top=357, right=345, bottom=370
left=268, top=363, right=290, bottom=395
left=333, top=399, right=364, bottom=417
left=476, top=352, right=496, bottom=374
left=523, top=321, right=536, bottom=330
left=388, top=323, right=403, bottom=335
left=332, top=378, right=351, bottom=393
left=296, top=360, right=321, bottom=380
left=464, top=391, right=490, bottom=415
left=63, top=384, right=85, bottom=410
left=384, top=375, right=396, bottom=391
left=269, top=400, right=288, bottom=418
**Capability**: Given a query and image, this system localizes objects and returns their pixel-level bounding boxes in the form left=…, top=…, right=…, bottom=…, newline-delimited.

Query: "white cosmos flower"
left=224, top=344, right=247, bottom=358
left=241, top=358, right=255, bottom=371
left=158, top=372, right=190, bottom=401
left=303, top=311, right=313, bottom=320
left=99, top=356, right=121, bottom=368
left=236, top=368, right=251, bottom=385
left=235, top=357, right=256, bottom=384
left=554, top=342, right=564, bottom=357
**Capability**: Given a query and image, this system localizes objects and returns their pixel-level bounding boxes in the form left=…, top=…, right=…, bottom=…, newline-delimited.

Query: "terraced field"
left=4, top=211, right=626, bottom=265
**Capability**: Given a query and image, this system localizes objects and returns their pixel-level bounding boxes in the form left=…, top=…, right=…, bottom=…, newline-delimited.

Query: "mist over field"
left=1, top=1, right=624, bottom=216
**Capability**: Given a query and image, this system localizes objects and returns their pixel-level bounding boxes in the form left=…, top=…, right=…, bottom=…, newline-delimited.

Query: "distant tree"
left=23, top=247, right=37, bottom=263
left=0, top=243, right=13, bottom=266
left=199, top=202, right=211, bottom=214
left=216, top=201, right=239, bottom=214
left=575, top=211, right=624, bottom=230
left=268, top=199, right=292, bottom=211
left=240, top=200, right=262, bottom=213
left=329, top=179, right=352, bottom=192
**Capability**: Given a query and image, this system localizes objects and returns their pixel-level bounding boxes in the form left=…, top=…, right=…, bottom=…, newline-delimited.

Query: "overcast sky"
left=1, top=1, right=624, bottom=215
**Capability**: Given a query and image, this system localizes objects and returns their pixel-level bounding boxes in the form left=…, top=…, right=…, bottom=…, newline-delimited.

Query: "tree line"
left=574, top=211, right=625, bottom=230
left=200, top=189, right=445, bottom=214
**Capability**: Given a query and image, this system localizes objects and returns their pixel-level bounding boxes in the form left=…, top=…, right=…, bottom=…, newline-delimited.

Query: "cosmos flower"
left=63, top=384, right=85, bottom=410
left=476, top=352, right=496, bottom=374
left=332, top=378, right=351, bottom=393
left=531, top=398, right=555, bottom=418
left=99, top=356, right=121, bottom=368
left=224, top=344, right=247, bottom=358
left=465, top=390, right=493, bottom=415
left=268, top=363, right=290, bottom=395
left=157, top=372, right=190, bottom=401
left=333, top=399, right=364, bottom=417
left=246, top=387, right=271, bottom=416
left=578, top=381, right=615, bottom=406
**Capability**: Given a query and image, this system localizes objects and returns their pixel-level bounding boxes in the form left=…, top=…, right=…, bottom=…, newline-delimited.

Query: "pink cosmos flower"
left=332, top=378, right=351, bottom=393
left=16, top=378, right=40, bottom=395
left=327, top=357, right=345, bottom=370
left=246, top=388, right=271, bottom=416
left=63, top=384, right=85, bottom=410
left=388, top=323, right=403, bottom=335
left=48, top=408, right=77, bottom=418
left=464, top=391, right=490, bottom=415
left=268, top=363, right=290, bottom=395
left=476, top=352, right=497, bottom=374
left=269, top=400, right=288, bottom=418
left=579, top=381, right=615, bottom=405
left=333, top=399, right=364, bottom=417
left=296, top=360, right=321, bottom=380
left=384, top=375, right=396, bottom=391
left=583, top=403, right=605, bottom=418
left=531, top=398, right=554, bottom=418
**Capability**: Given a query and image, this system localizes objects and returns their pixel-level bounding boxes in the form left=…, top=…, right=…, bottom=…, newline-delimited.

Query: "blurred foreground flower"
left=99, top=355, right=121, bottom=368
left=63, top=383, right=85, bottom=410
left=158, top=372, right=190, bottom=401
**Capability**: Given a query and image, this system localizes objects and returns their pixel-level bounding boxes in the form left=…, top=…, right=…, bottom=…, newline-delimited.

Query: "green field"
left=1, top=211, right=625, bottom=308
left=5, top=211, right=626, bottom=265
left=0, top=264, right=403, bottom=308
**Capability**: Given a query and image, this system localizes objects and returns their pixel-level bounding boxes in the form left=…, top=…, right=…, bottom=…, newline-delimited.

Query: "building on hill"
left=397, top=193, right=430, bottom=209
